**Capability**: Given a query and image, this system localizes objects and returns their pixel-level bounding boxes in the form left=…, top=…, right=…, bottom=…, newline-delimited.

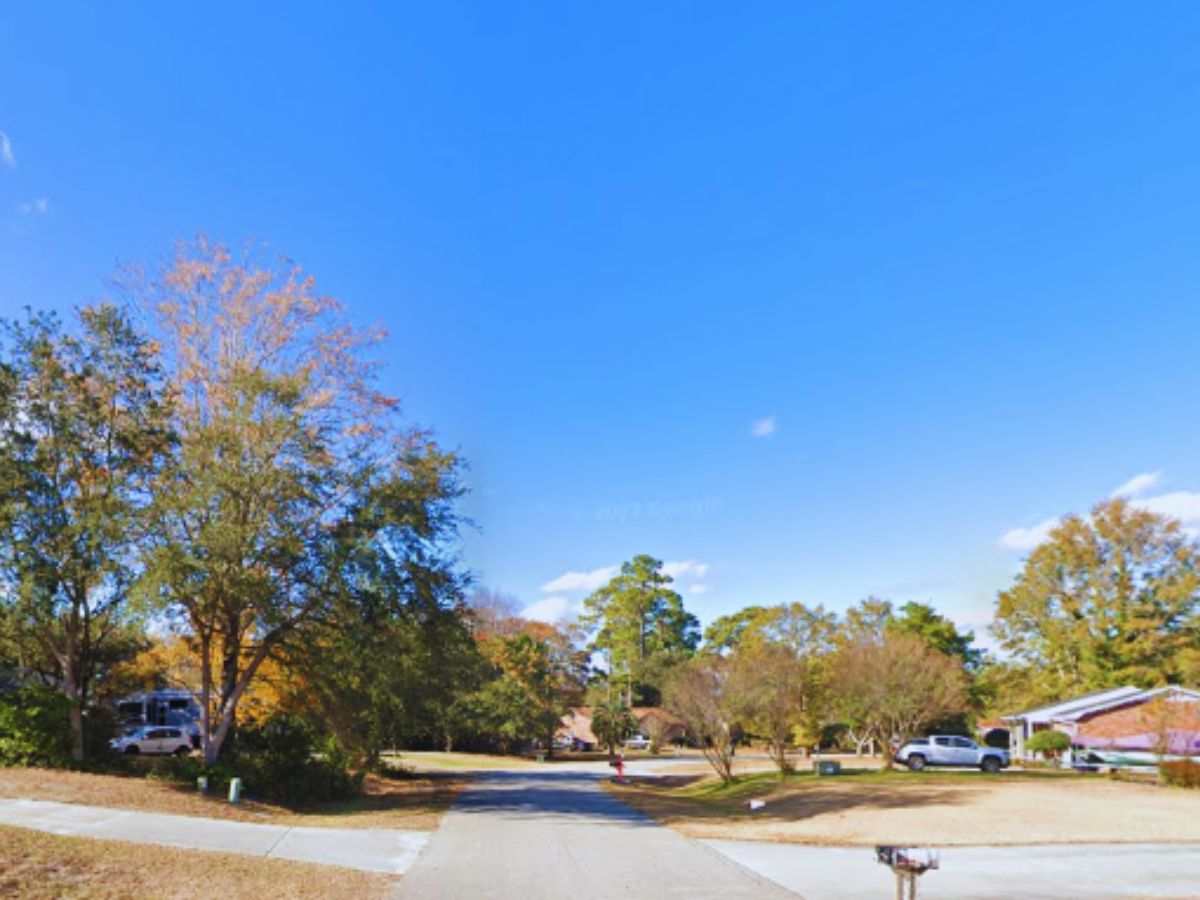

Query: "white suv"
left=110, top=726, right=193, bottom=756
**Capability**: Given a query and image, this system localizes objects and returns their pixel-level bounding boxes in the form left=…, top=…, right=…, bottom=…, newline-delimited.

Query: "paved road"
left=706, top=840, right=1200, bottom=899
left=396, top=771, right=793, bottom=899
left=0, top=798, right=427, bottom=874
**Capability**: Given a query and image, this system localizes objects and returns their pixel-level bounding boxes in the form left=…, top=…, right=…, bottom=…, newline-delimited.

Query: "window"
left=933, top=737, right=952, bottom=747
left=951, top=738, right=975, bottom=749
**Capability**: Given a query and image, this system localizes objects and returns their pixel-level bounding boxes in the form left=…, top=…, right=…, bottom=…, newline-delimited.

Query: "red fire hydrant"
left=614, top=750, right=625, bottom=784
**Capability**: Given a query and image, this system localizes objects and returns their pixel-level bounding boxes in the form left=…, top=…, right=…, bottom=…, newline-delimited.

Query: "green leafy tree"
left=891, top=601, right=981, bottom=670
left=993, top=498, right=1200, bottom=702
left=705, top=602, right=837, bottom=657
left=279, top=441, right=472, bottom=767
left=0, top=305, right=169, bottom=760
left=581, top=555, right=699, bottom=705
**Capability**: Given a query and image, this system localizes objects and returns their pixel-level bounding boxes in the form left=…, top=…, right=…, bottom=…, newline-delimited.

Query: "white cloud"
left=0, top=132, right=13, bottom=168
left=1111, top=471, right=1161, bottom=499
left=663, top=560, right=710, bottom=581
left=1136, top=491, right=1200, bottom=527
left=998, top=517, right=1059, bottom=551
left=688, top=583, right=712, bottom=595
left=750, top=416, right=777, bottom=438
left=19, top=197, right=48, bottom=216
left=540, top=565, right=618, bottom=594
left=999, top=470, right=1200, bottom=552
left=520, top=595, right=581, bottom=623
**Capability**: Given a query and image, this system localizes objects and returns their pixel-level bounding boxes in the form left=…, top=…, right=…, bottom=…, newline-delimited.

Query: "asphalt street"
left=395, top=770, right=793, bottom=899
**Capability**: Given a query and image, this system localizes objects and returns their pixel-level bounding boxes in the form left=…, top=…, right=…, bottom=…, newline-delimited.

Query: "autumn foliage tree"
left=829, top=632, right=968, bottom=766
left=136, top=238, right=455, bottom=764
left=666, top=656, right=738, bottom=782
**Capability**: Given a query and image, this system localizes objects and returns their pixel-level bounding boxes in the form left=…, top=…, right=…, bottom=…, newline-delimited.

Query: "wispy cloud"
left=521, top=595, right=581, bottom=623
left=1137, top=491, right=1200, bottom=527
left=1111, top=471, right=1161, bottom=498
left=688, top=583, right=712, bottom=596
left=540, top=558, right=713, bottom=596
left=19, top=197, right=48, bottom=216
left=999, top=471, right=1200, bottom=551
left=540, top=565, right=618, bottom=594
left=662, top=560, right=710, bottom=581
left=0, top=132, right=14, bottom=168
left=750, top=416, right=777, bottom=438
left=998, top=517, right=1059, bottom=551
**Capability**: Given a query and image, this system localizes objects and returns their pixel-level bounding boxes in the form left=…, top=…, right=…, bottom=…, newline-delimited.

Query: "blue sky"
left=4, top=4, right=1200, bottom=642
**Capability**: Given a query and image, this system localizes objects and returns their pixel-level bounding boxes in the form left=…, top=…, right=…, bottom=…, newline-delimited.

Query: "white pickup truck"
left=894, top=735, right=1010, bottom=772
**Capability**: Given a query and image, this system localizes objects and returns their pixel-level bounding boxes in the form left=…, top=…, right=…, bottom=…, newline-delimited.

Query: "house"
left=1003, top=685, right=1200, bottom=764
left=558, top=707, right=686, bottom=751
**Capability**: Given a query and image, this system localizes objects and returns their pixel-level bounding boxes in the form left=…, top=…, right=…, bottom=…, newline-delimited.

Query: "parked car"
left=894, top=735, right=1009, bottom=773
left=623, top=735, right=651, bottom=750
left=110, top=725, right=193, bottom=756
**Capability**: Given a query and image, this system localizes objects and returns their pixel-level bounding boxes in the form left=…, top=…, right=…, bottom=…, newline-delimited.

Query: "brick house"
left=1004, top=685, right=1200, bottom=763
left=558, top=706, right=686, bottom=751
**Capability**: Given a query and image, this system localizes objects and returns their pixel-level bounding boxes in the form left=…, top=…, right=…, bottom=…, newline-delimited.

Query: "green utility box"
left=816, top=760, right=841, bottom=776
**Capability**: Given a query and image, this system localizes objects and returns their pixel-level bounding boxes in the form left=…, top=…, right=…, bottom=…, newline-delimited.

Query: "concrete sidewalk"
left=704, top=840, right=1200, bottom=898
left=0, top=798, right=428, bottom=875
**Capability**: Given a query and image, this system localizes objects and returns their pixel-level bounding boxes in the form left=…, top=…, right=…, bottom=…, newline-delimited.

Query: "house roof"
left=1002, top=686, right=1145, bottom=724
left=1004, top=685, right=1200, bottom=725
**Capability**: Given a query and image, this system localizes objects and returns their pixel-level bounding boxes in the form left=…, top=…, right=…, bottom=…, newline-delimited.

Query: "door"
left=949, top=737, right=978, bottom=765
left=931, top=737, right=954, bottom=764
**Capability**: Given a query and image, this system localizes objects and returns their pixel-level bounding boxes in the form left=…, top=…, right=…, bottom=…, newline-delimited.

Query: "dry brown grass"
left=610, top=767, right=1200, bottom=846
left=0, top=767, right=461, bottom=830
left=0, top=824, right=395, bottom=899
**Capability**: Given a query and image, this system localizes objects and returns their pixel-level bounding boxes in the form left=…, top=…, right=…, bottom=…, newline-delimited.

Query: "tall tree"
left=137, top=239, right=450, bottom=764
left=993, top=498, right=1200, bottom=701
left=581, top=555, right=699, bottom=705
left=705, top=602, right=837, bottom=657
left=0, top=305, right=169, bottom=760
left=890, top=601, right=982, bottom=670
left=829, top=632, right=968, bottom=764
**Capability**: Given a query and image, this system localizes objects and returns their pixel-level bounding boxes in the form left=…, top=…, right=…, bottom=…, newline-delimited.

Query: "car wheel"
left=907, top=754, right=926, bottom=772
left=124, top=745, right=140, bottom=755
left=981, top=756, right=1001, bottom=773
left=174, top=745, right=190, bottom=756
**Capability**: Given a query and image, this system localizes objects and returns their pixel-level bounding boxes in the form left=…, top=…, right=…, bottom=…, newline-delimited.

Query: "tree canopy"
left=581, top=555, right=699, bottom=706
left=993, top=498, right=1200, bottom=701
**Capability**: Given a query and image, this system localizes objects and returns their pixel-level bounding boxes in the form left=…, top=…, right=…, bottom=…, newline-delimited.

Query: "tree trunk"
left=61, top=657, right=85, bottom=762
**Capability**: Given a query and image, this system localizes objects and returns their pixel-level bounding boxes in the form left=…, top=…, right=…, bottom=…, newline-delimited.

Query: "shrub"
left=234, top=716, right=362, bottom=805
left=1160, top=759, right=1200, bottom=789
left=0, top=685, right=73, bottom=767
left=1024, top=730, right=1070, bottom=756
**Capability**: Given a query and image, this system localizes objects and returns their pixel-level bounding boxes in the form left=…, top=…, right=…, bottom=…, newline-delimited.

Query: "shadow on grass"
left=609, top=768, right=991, bottom=827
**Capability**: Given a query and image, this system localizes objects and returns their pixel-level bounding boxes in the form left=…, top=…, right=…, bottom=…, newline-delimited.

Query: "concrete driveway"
left=395, top=770, right=792, bottom=899
left=705, top=840, right=1200, bottom=898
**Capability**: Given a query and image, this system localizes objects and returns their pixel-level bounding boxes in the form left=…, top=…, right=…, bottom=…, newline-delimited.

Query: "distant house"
left=558, top=706, right=686, bottom=751
left=1003, top=685, right=1200, bottom=764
